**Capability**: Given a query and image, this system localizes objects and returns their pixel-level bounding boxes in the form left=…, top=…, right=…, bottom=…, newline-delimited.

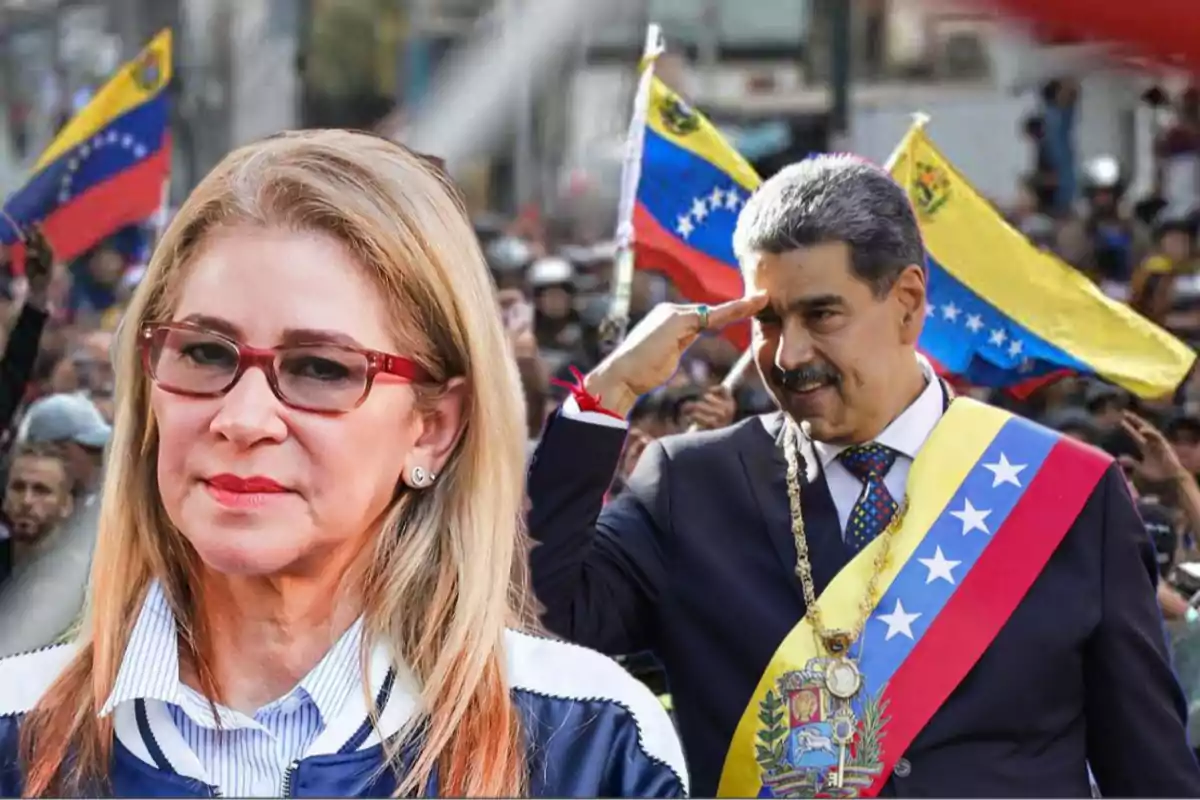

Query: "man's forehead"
left=745, top=245, right=857, bottom=305
left=10, top=456, right=67, bottom=482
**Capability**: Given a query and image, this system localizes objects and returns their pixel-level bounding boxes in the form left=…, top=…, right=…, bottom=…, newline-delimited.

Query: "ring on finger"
left=696, top=303, right=711, bottom=331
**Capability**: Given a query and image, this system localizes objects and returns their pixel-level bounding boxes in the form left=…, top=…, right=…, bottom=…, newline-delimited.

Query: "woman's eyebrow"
left=176, top=314, right=365, bottom=349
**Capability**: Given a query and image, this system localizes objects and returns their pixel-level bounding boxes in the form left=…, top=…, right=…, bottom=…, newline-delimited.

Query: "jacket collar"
left=107, top=581, right=420, bottom=783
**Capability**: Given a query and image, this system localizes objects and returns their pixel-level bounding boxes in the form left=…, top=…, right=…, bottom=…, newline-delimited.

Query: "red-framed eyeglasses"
left=139, top=322, right=431, bottom=413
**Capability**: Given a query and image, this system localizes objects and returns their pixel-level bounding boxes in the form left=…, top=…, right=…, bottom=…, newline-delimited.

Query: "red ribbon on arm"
left=552, top=366, right=626, bottom=421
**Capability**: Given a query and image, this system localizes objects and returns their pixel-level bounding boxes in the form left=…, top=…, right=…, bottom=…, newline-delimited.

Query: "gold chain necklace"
left=782, top=420, right=906, bottom=698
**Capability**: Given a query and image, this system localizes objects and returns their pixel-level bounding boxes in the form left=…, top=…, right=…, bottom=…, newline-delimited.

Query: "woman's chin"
left=187, top=533, right=308, bottom=578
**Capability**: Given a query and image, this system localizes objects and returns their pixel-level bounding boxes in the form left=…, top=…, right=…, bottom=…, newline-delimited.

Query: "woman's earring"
left=409, top=466, right=436, bottom=488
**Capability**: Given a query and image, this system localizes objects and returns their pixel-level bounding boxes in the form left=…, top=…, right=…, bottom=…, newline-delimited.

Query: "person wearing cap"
left=529, top=256, right=585, bottom=372
left=20, top=393, right=110, bottom=500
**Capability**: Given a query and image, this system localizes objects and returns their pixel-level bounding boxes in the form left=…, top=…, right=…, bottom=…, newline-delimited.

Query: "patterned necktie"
left=838, top=443, right=899, bottom=554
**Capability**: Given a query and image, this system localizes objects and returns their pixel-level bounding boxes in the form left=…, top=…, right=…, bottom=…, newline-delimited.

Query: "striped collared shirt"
left=100, top=582, right=364, bottom=797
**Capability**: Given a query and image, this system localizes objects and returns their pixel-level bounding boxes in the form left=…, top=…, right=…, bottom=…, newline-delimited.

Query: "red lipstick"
left=207, top=474, right=287, bottom=493
left=204, top=474, right=290, bottom=509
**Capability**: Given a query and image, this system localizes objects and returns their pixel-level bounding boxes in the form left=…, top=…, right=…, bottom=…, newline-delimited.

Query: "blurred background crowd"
left=1, top=0, right=1200, bottom=743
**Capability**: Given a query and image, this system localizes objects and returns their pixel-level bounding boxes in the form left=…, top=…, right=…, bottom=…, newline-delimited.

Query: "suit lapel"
left=738, top=413, right=809, bottom=607
left=738, top=412, right=855, bottom=607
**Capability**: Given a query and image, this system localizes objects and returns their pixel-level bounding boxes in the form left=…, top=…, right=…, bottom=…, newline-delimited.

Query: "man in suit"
left=526, top=155, right=1200, bottom=797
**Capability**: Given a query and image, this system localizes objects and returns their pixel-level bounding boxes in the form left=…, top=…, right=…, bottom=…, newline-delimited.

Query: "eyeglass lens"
left=147, top=327, right=371, bottom=411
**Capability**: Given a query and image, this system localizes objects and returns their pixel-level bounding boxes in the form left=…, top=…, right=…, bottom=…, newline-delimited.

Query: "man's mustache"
left=772, top=363, right=840, bottom=391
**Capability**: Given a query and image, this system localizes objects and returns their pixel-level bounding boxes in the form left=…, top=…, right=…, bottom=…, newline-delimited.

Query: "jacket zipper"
left=281, top=760, right=299, bottom=797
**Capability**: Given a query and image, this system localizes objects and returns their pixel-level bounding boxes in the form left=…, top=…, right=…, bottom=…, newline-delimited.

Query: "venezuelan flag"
left=2, top=30, right=172, bottom=267
left=632, top=76, right=761, bottom=346
left=889, top=119, right=1195, bottom=399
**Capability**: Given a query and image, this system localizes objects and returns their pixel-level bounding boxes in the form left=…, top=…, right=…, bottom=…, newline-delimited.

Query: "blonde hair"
left=20, top=129, right=536, bottom=797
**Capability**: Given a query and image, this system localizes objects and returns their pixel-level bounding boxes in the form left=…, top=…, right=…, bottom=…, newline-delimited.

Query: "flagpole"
left=883, top=111, right=930, bottom=172
left=152, top=174, right=171, bottom=249
left=600, top=23, right=665, bottom=352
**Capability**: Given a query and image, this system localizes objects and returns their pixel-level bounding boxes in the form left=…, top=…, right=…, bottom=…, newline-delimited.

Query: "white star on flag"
left=1008, top=340, right=1023, bottom=357
left=877, top=598, right=922, bottom=640
left=925, top=305, right=936, bottom=319
left=918, top=546, right=961, bottom=584
left=988, top=328, right=1007, bottom=346
left=708, top=187, right=724, bottom=207
left=982, top=453, right=1025, bottom=488
left=942, top=302, right=961, bottom=322
left=724, top=190, right=741, bottom=210
left=965, top=314, right=983, bottom=333
left=691, top=197, right=709, bottom=221
left=676, top=214, right=694, bottom=238
left=950, top=498, right=991, bottom=535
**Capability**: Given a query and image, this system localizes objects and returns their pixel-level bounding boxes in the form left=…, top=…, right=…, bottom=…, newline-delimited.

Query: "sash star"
left=950, top=498, right=991, bottom=535
left=918, top=546, right=961, bottom=584
left=965, top=313, right=983, bottom=333
left=983, top=452, right=1026, bottom=488
left=876, top=598, right=921, bottom=640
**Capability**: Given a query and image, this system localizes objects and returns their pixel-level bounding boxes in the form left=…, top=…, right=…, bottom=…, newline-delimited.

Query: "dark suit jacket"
left=526, top=407, right=1200, bottom=797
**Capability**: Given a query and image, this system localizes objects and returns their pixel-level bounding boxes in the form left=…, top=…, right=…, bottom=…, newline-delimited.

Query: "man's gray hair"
left=733, top=154, right=925, bottom=295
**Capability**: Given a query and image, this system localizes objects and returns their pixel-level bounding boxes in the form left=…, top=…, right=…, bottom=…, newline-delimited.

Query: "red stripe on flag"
left=867, top=437, right=1110, bottom=795
left=633, top=203, right=743, bottom=300
left=633, top=202, right=750, bottom=349
left=919, top=347, right=1076, bottom=400
left=12, top=140, right=170, bottom=272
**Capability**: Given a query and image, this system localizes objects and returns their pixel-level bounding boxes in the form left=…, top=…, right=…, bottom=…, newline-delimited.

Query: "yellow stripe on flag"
left=645, top=77, right=761, bottom=193
left=35, top=29, right=173, bottom=173
left=889, top=122, right=1194, bottom=399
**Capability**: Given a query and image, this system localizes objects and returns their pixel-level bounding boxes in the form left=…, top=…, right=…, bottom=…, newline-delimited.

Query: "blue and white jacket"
left=0, top=631, right=688, bottom=797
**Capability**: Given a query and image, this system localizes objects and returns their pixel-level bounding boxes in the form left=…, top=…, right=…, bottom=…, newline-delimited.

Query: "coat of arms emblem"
left=754, top=659, right=887, bottom=797
left=658, top=91, right=700, bottom=137
left=911, top=160, right=951, bottom=220
left=132, top=50, right=163, bottom=92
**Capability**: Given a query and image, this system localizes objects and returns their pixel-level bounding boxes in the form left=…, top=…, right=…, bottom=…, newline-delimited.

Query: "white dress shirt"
left=562, top=356, right=946, bottom=541
left=101, top=582, right=367, bottom=798
left=802, top=358, right=945, bottom=536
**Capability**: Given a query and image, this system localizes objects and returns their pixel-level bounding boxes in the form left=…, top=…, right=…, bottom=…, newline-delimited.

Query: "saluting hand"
left=585, top=295, right=768, bottom=418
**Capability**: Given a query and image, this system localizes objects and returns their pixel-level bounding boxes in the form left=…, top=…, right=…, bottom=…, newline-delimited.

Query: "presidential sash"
left=717, top=399, right=1111, bottom=797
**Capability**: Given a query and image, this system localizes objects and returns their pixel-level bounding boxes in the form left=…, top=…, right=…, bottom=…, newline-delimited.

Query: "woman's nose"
left=208, top=367, right=288, bottom=444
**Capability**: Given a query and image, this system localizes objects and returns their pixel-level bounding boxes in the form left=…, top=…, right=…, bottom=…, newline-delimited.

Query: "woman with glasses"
left=0, top=130, right=687, bottom=798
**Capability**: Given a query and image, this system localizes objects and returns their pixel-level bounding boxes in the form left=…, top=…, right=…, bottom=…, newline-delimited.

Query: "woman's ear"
left=404, top=377, right=469, bottom=480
